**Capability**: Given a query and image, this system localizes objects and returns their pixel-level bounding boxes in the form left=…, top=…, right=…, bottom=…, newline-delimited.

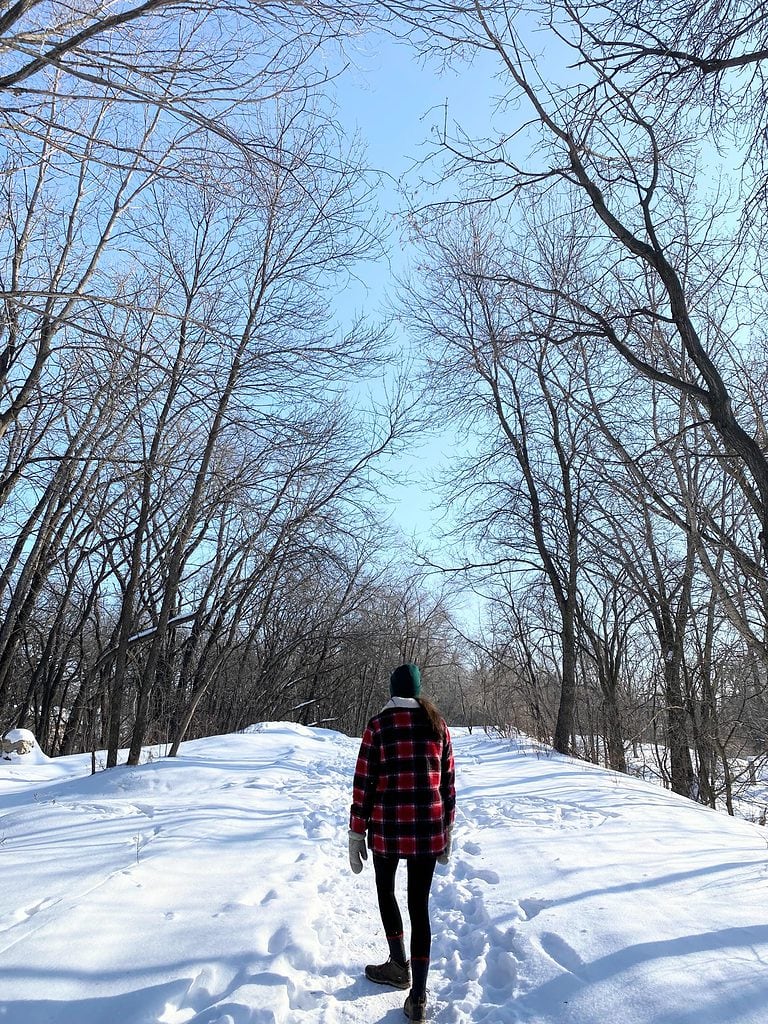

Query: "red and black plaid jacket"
left=349, top=703, right=456, bottom=858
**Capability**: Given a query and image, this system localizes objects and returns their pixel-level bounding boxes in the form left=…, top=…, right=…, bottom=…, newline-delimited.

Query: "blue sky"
left=335, top=34, right=497, bottom=184
left=329, top=35, right=499, bottom=551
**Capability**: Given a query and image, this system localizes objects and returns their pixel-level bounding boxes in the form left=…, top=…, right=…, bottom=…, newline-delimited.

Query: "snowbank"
left=0, top=725, right=767, bottom=1023
left=1, top=727, right=50, bottom=764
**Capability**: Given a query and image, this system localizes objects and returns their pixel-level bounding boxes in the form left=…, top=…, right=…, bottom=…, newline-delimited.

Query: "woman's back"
left=351, top=699, right=454, bottom=859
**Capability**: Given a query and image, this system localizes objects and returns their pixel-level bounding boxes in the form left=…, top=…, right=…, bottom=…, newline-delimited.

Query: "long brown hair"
left=416, top=697, right=445, bottom=741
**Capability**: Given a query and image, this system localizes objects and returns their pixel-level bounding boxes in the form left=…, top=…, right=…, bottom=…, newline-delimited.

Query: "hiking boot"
left=365, top=958, right=411, bottom=990
left=404, top=992, right=427, bottom=1022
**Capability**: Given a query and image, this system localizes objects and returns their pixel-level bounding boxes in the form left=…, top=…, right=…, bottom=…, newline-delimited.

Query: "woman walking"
left=348, top=663, right=456, bottom=1023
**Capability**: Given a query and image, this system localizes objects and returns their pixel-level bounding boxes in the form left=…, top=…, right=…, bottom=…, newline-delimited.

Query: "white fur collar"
left=383, top=696, right=420, bottom=710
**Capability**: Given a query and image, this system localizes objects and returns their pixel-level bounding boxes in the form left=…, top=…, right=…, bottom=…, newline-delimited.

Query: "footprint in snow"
left=455, top=861, right=501, bottom=886
left=540, top=931, right=586, bottom=976
left=212, top=902, right=245, bottom=918
left=268, top=924, right=291, bottom=955
left=519, top=897, right=551, bottom=920
left=0, top=895, right=60, bottom=931
left=303, top=810, right=334, bottom=839
left=431, top=870, right=521, bottom=1015
left=180, top=964, right=220, bottom=1011
left=483, top=945, right=519, bottom=993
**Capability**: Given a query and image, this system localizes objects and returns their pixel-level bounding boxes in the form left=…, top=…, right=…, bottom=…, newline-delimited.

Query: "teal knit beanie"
left=390, top=663, right=421, bottom=698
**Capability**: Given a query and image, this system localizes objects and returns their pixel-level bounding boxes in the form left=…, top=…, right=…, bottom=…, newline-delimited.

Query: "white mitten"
left=348, top=830, right=368, bottom=874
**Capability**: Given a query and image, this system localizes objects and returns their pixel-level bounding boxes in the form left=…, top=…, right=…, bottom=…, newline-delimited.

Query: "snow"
left=1, top=727, right=49, bottom=763
left=1, top=724, right=768, bottom=1023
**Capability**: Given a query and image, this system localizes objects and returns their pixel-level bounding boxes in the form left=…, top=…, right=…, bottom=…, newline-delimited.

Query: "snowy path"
left=1, top=725, right=768, bottom=1023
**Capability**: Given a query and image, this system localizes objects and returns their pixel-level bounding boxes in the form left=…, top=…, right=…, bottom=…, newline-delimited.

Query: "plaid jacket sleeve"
left=349, top=721, right=380, bottom=835
left=441, top=725, right=456, bottom=829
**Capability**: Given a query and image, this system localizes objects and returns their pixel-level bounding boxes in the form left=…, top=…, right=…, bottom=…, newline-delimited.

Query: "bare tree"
left=397, top=203, right=611, bottom=753
left=379, top=1, right=768, bottom=568
left=0, top=0, right=381, bottom=448
left=0, top=2, right=423, bottom=756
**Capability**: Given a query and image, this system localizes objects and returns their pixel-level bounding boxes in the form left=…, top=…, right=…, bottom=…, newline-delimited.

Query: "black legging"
left=373, top=854, right=437, bottom=960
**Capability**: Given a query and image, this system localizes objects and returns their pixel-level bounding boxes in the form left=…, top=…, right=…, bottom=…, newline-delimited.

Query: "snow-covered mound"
left=1, top=727, right=50, bottom=763
left=0, top=724, right=767, bottom=1024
